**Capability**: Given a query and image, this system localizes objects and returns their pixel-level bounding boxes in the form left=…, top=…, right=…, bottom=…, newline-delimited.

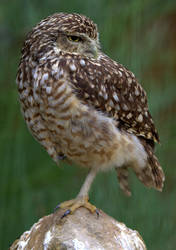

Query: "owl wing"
left=60, top=53, right=159, bottom=144
left=55, top=54, right=164, bottom=192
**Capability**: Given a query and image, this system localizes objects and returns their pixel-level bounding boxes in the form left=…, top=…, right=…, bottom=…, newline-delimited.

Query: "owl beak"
left=85, top=44, right=98, bottom=58
left=91, top=46, right=98, bottom=58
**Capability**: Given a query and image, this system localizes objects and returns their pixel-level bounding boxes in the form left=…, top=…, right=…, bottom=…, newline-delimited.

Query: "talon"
left=61, top=209, right=71, bottom=219
left=57, top=196, right=98, bottom=217
left=58, top=153, right=66, bottom=160
left=54, top=203, right=60, bottom=212
left=95, top=208, right=99, bottom=218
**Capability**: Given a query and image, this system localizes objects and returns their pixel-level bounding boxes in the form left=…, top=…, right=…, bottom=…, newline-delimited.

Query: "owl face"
left=23, top=13, right=100, bottom=61
left=56, top=31, right=99, bottom=59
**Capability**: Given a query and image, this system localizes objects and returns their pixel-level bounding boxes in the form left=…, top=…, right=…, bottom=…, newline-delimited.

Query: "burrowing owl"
left=16, top=13, right=164, bottom=215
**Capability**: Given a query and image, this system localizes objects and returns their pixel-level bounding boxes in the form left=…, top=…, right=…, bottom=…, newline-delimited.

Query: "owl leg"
left=116, top=166, right=131, bottom=196
left=56, top=168, right=99, bottom=217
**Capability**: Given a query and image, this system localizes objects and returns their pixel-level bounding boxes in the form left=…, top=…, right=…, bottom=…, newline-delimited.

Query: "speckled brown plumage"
left=16, top=13, right=164, bottom=213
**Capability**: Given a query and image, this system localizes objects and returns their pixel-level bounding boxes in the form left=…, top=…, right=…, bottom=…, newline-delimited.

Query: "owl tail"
left=116, top=148, right=165, bottom=195
left=133, top=153, right=165, bottom=191
left=138, top=139, right=165, bottom=191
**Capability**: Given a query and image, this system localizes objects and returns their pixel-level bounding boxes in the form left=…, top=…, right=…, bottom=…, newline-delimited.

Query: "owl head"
left=24, top=13, right=100, bottom=60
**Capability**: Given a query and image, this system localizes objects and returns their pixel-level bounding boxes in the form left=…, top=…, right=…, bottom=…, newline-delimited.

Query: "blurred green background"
left=0, top=0, right=176, bottom=249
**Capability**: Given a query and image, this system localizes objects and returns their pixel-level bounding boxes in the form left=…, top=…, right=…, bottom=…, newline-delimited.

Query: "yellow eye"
left=67, top=35, right=82, bottom=42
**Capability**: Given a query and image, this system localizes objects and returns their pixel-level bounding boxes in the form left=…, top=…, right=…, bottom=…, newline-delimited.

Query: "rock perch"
left=10, top=208, right=146, bottom=250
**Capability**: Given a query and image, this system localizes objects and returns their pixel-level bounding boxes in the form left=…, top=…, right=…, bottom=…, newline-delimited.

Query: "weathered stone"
left=10, top=208, right=146, bottom=250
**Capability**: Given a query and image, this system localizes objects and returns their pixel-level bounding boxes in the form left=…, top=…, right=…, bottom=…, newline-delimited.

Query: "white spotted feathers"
left=16, top=12, right=164, bottom=195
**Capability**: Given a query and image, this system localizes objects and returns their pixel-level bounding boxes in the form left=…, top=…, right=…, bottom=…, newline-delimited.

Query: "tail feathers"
left=133, top=136, right=165, bottom=191
left=116, top=155, right=165, bottom=195
left=134, top=154, right=165, bottom=191
left=116, top=167, right=131, bottom=196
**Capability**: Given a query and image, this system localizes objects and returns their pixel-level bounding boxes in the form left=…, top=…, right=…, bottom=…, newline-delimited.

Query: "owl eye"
left=67, top=35, right=82, bottom=42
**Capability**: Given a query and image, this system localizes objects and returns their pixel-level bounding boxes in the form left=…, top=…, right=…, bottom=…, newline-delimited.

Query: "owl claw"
left=61, top=209, right=71, bottom=219
left=55, top=196, right=98, bottom=218
left=95, top=208, right=99, bottom=218
left=54, top=203, right=60, bottom=212
left=57, top=153, right=66, bottom=160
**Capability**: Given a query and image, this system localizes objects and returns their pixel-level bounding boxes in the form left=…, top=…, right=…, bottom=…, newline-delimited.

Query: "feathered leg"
left=56, top=168, right=98, bottom=217
left=116, top=166, right=131, bottom=196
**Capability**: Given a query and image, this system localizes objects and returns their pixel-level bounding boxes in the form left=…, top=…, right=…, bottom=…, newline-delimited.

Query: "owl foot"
left=57, top=153, right=66, bottom=160
left=55, top=195, right=99, bottom=218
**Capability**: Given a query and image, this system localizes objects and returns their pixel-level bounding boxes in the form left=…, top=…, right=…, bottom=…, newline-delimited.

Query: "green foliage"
left=0, top=0, right=176, bottom=249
